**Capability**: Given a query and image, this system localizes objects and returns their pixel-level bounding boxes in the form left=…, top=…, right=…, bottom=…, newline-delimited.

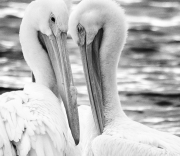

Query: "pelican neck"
left=19, top=19, right=58, bottom=97
left=99, top=10, right=128, bottom=125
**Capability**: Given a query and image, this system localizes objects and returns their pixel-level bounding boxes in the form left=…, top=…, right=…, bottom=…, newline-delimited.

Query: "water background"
left=0, top=0, right=180, bottom=136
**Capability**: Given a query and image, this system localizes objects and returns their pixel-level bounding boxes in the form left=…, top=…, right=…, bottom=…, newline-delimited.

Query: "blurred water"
left=0, top=0, right=180, bottom=136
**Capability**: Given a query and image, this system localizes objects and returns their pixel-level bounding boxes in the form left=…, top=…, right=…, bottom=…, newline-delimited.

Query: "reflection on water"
left=0, top=0, right=180, bottom=136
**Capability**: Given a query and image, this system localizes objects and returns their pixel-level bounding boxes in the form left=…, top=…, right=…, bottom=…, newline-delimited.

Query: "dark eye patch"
left=51, top=17, right=56, bottom=23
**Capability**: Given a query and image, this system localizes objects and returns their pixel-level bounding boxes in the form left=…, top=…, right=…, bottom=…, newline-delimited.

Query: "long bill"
left=78, top=25, right=105, bottom=134
left=37, top=20, right=80, bottom=145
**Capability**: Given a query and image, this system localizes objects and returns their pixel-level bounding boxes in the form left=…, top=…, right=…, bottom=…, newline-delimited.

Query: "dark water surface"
left=0, top=0, right=180, bottom=136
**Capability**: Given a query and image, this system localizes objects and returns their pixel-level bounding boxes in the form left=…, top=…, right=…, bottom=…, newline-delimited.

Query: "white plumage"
left=69, top=0, right=180, bottom=155
left=0, top=83, right=77, bottom=155
left=0, top=110, right=16, bottom=156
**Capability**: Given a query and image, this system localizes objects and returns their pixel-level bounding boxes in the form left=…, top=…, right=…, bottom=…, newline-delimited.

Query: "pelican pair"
left=1, top=0, right=180, bottom=156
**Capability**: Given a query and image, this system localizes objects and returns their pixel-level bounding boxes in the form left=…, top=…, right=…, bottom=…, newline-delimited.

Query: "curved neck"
left=100, top=12, right=127, bottom=125
left=19, top=17, right=58, bottom=97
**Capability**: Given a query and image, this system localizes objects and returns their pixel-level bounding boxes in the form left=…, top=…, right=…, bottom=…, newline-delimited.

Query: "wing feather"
left=16, top=131, right=31, bottom=156
left=39, top=122, right=46, bottom=135
left=43, top=135, right=55, bottom=156
left=0, top=83, right=72, bottom=156
left=0, top=111, right=15, bottom=156
left=34, top=135, right=45, bottom=156
left=91, top=135, right=178, bottom=156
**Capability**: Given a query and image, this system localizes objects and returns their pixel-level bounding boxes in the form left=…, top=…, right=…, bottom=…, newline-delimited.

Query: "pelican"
left=69, top=0, right=180, bottom=155
left=0, top=0, right=80, bottom=155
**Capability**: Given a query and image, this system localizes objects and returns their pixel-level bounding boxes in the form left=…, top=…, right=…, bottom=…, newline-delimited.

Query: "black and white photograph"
left=0, top=0, right=180, bottom=155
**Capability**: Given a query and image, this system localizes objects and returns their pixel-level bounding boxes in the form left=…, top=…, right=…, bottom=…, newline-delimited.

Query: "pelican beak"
left=36, top=18, right=80, bottom=145
left=77, top=24, right=105, bottom=134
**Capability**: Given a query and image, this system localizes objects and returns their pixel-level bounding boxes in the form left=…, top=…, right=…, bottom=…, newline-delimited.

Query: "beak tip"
left=74, top=138, right=79, bottom=145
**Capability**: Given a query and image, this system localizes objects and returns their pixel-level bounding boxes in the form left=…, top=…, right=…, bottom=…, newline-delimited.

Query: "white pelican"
left=69, top=0, right=180, bottom=155
left=0, top=0, right=80, bottom=155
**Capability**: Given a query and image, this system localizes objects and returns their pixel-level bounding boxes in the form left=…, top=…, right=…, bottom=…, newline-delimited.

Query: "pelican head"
left=20, top=0, right=79, bottom=144
left=24, top=0, right=69, bottom=35
left=69, top=0, right=127, bottom=134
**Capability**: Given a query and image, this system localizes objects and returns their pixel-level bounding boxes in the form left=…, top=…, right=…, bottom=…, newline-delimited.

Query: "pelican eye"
left=77, top=24, right=86, bottom=45
left=51, top=17, right=56, bottom=23
left=77, top=24, right=84, bottom=34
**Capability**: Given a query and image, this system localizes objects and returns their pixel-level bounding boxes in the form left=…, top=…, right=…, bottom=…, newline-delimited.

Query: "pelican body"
left=0, top=0, right=80, bottom=155
left=69, top=0, right=180, bottom=155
